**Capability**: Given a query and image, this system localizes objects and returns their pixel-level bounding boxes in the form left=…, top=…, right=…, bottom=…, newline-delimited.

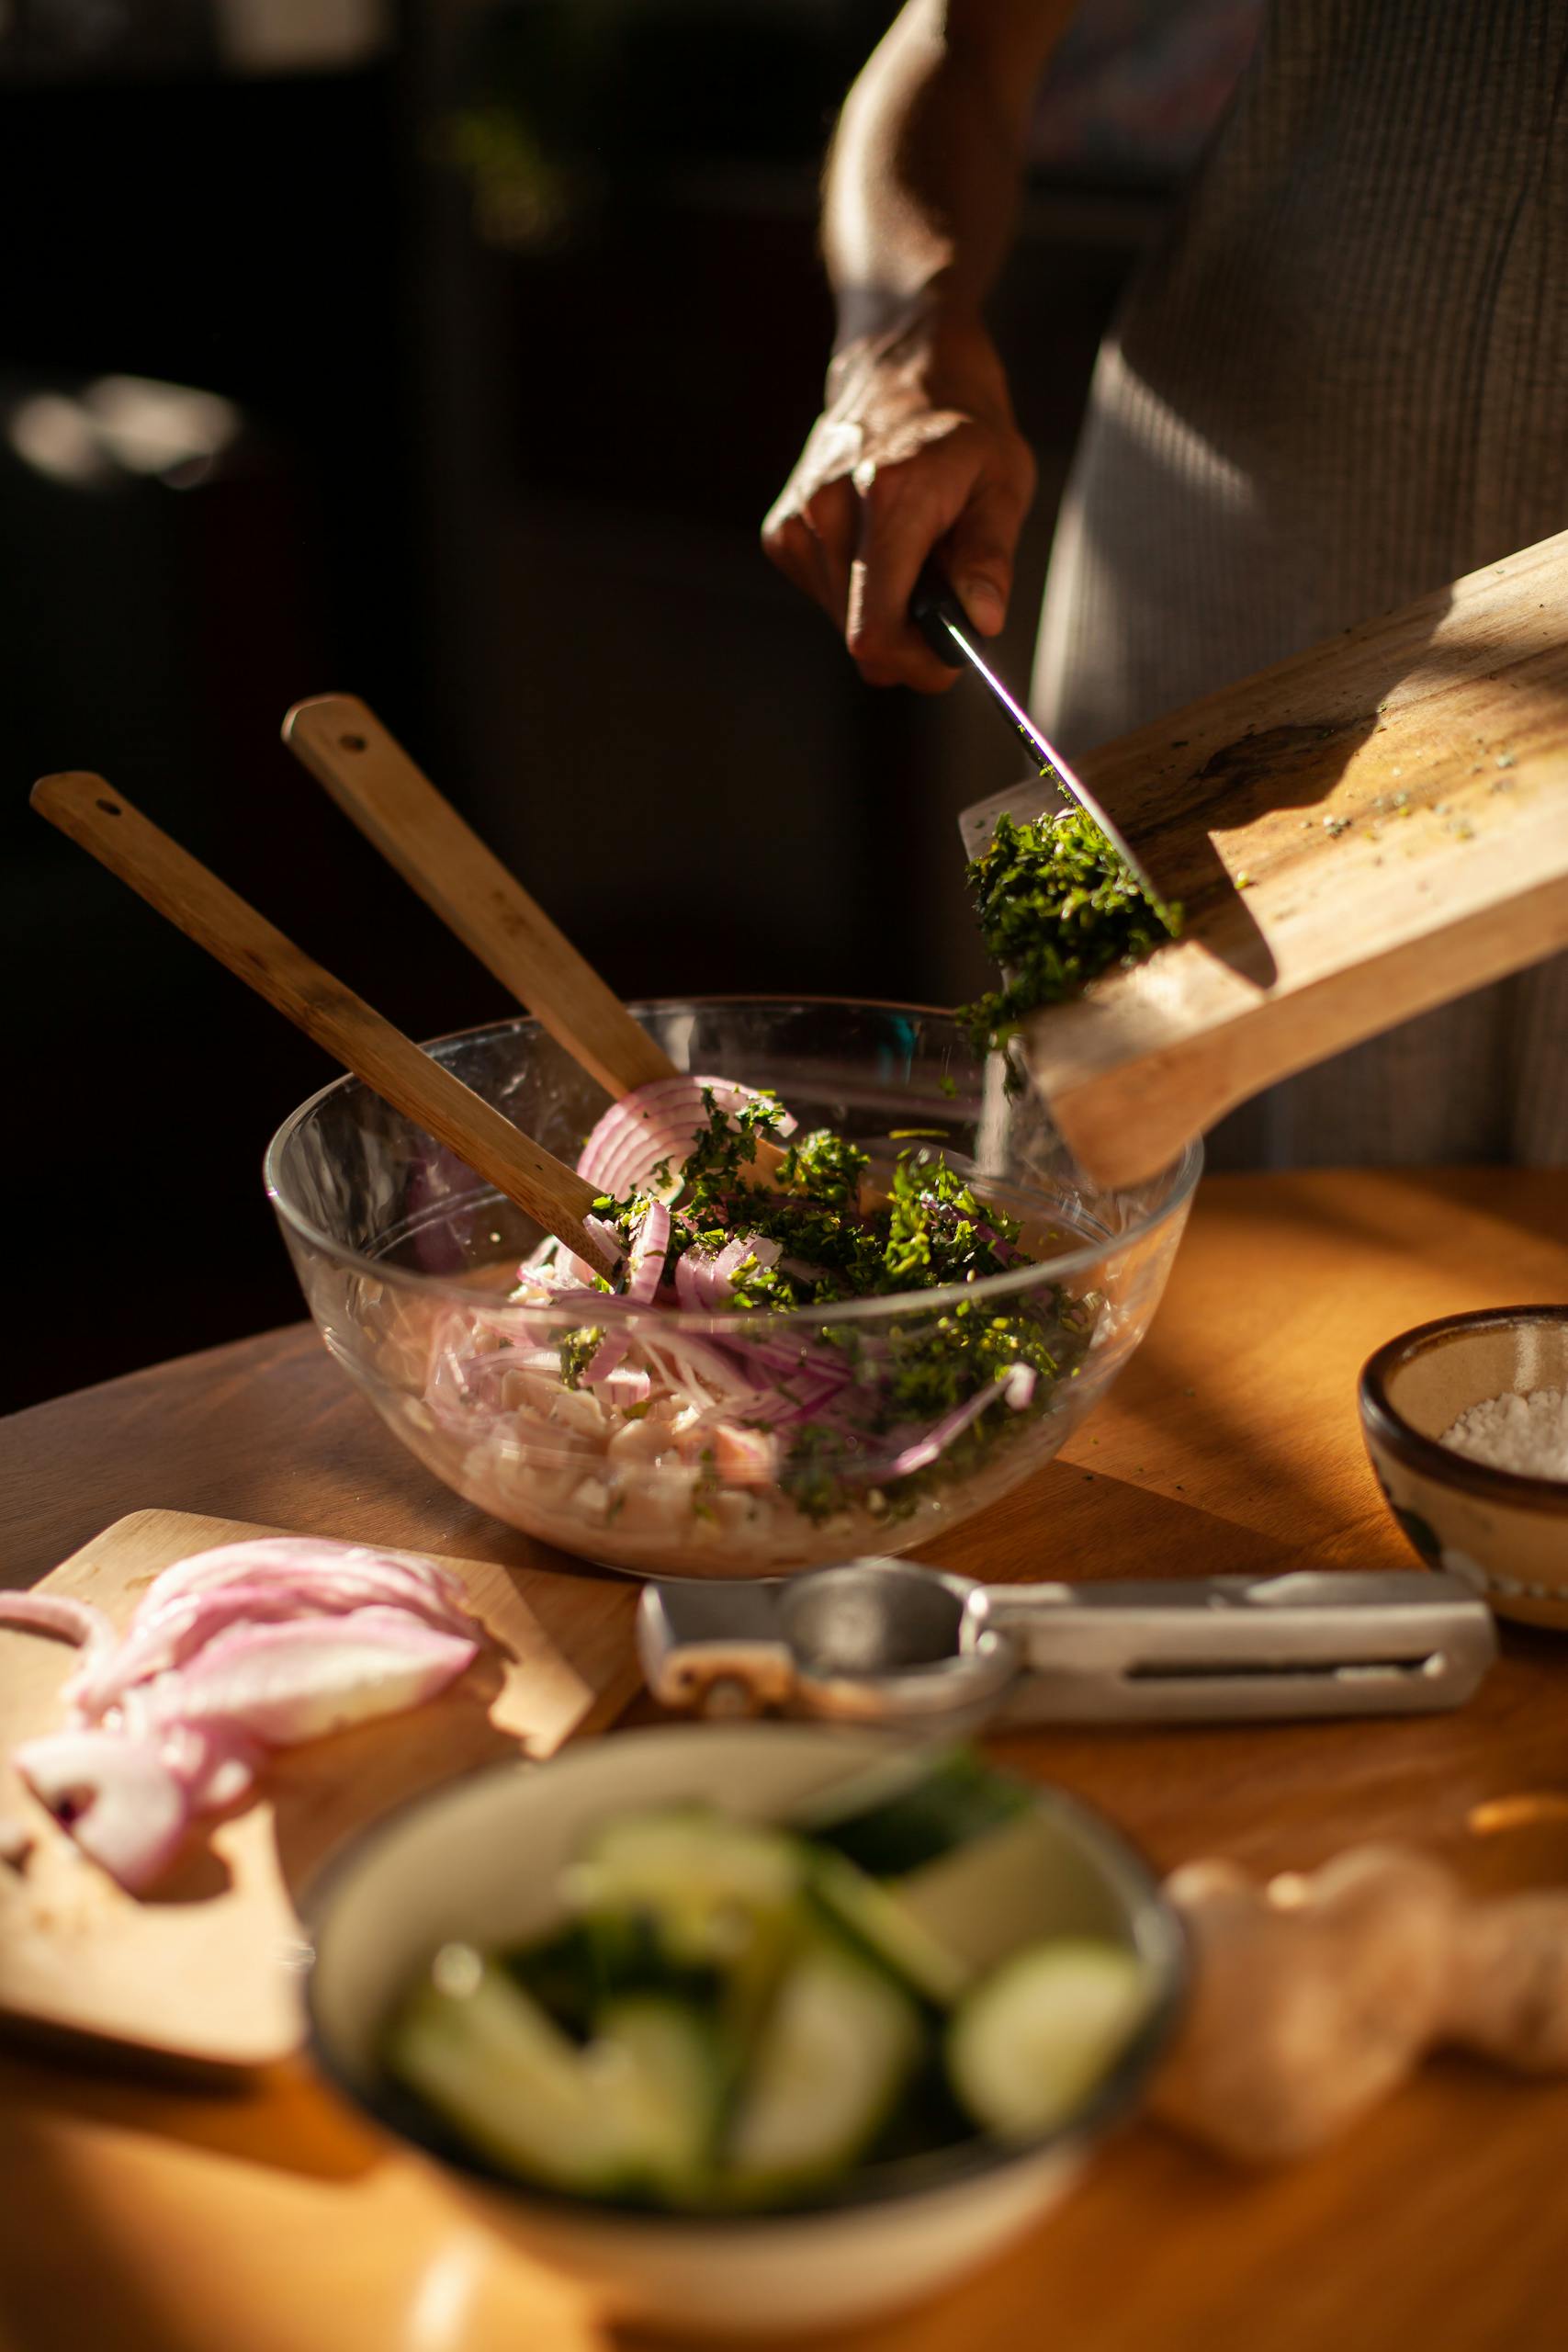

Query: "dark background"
left=0, top=0, right=1251, bottom=1414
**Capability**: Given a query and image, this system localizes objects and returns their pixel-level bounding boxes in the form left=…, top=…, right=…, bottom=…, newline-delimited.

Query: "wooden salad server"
left=281, top=693, right=792, bottom=1188
left=283, top=694, right=675, bottom=1101
left=30, top=772, right=615, bottom=1272
left=959, top=528, right=1568, bottom=1186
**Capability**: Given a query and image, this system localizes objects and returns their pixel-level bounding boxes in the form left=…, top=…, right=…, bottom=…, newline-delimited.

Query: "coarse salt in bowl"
left=1359, top=1306, right=1568, bottom=1628
left=265, top=1000, right=1199, bottom=1578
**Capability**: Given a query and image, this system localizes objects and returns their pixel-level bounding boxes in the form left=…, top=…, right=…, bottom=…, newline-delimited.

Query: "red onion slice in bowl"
left=577, top=1076, right=795, bottom=1198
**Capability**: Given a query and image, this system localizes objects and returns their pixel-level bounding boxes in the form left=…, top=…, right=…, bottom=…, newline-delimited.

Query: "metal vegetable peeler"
left=637, top=1559, right=1495, bottom=1728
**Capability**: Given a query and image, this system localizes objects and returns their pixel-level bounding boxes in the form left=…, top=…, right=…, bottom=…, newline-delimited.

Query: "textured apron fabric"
left=1033, top=0, right=1568, bottom=1167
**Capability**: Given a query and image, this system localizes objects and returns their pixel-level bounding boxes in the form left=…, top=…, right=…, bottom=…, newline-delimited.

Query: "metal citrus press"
left=637, top=1559, right=1495, bottom=1728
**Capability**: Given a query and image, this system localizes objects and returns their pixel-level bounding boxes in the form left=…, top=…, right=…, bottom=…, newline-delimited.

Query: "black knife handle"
left=909, top=557, right=968, bottom=669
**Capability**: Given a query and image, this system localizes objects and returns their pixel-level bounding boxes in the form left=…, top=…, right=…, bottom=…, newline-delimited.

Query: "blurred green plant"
left=434, top=0, right=893, bottom=251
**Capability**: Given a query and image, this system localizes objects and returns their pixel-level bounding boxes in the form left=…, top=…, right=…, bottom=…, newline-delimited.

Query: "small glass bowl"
left=265, top=1000, right=1200, bottom=1578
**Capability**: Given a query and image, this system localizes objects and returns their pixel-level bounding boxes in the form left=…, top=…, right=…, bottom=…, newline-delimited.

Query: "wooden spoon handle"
left=281, top=695, right=676, bottom=1100
left=282, top=695, right=791, bottom=1193
left=30, top=772, right=611, bottom=1270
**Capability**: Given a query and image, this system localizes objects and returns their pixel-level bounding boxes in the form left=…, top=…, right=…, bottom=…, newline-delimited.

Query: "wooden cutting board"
left=959, top=529, right=1568, bottom=1185
left=0, top=1510, right=640, bottom=2068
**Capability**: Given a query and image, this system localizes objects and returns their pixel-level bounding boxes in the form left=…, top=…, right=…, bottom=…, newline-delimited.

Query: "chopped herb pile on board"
left=961, top=809, right=1181, bottom=1051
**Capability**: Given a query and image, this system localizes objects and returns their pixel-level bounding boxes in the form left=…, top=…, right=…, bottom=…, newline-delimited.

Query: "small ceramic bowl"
left=1359, top=1306, right=1568, bottom=1628
left=304, top=1724, right=1183, bottom=2335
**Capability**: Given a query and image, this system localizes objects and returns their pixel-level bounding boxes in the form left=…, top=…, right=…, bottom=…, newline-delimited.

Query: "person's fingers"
left=761, top=499, right=832, bottom=610
left=762, top=427, right=863, bottom=624
left=845, top=453, right=972, bottom=691
left=763, top=394, right=1035, bottom=687
left=798, top=473, right=857, bottom=624
left=940, top=453, right=1036, bottom=638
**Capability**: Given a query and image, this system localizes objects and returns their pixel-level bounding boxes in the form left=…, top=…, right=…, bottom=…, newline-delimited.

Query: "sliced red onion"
left=0, top=1589, right=116, bottom=1662
left=880, top=1382, right=1009, bottom=1479
left=626, top=1201, right=671, bottom=1306
left=6, top=1538, right=492, bottom=1894
left=576, top=1075, right=795, bottom=1201
left=156, top=1718, right=263, bottom=1811
left=581, top=1214, right=626, bottom=1270
left=779, top=1255, right=831, bottom=1283
left=734, top=1379, right=849, bottom=1428
left=682, top=1261, right=719, bottom=1317
left=680, top=1249, right=739, bottom=1312
left=103, top=1546, right=480, bottom=1642
left=643, top=1329, right=758, bottom=1402
left=711, top=1237, right=756, bottom=1287
left=15, top=1730, right=191, bottom=1895
left=722, top=1338, right=852, bottom=1385
left=1004, top=1363, right=1037, bottom=1410
left=72, top=1561, right=481, bottom=1723
left=142, top=1537, right=468, bottom=1614
left=73, top=1582, right=310, bottom=1718
left=137, top=1610, right=479, bottom=1747
left=582, top=1328, right=631, bottom=1386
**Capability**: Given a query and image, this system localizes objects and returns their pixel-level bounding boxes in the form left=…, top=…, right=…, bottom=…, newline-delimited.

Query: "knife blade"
left=910, top=558, right=1163, bottom=906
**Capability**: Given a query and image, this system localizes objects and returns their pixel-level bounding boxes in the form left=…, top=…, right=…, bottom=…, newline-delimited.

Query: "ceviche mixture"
left=423, top=1077, right=1099, bottom=1564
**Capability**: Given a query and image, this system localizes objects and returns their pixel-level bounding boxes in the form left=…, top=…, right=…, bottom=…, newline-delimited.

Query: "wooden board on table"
left=960, top=529, right=1568, bottom=1185
left=0, top=1510, right=640, bottom=2068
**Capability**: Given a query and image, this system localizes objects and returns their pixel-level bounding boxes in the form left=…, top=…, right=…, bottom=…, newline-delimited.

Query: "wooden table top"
left=3, top=1167, right=1567, bottom=2352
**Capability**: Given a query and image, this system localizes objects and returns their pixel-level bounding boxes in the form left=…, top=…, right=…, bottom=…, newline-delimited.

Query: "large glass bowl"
left=265, top=1001, right=1200, bottom=1578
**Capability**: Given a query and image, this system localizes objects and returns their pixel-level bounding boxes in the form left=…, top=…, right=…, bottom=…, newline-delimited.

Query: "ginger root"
left=1149, top=1844, right=1568, bottom=2164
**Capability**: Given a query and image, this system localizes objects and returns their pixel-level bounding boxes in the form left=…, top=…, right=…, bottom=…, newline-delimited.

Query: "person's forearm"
left=824, top=0, right=1077, bottom=353
left=762, top=0, right=1071, bottom=685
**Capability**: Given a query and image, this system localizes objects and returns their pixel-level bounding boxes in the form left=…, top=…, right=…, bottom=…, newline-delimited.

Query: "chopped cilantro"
left=578, top=1088, right=1102, bottom=1521
left=558, top=1327, right=603, bottom=1389
left=960, top=808, right=1180, bottom=1050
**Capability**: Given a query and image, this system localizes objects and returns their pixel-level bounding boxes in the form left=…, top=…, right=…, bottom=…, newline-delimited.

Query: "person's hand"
left=761, top=314, right=1036, bottom=691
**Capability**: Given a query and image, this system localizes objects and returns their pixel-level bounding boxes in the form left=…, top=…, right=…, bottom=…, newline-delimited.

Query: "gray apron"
left=1034, top=0, right=1568, bottom=1166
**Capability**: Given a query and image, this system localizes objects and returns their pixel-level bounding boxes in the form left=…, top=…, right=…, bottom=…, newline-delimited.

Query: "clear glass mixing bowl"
left=265, top=1001, right=1200, bottom=1578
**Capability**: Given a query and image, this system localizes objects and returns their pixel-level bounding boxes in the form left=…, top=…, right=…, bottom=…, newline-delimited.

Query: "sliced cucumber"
left=566, top=1805, right=806, bottom=1970
left=503, top=1918, right=602, bottom=2036
left=794, top=1747, right=1031, bottom=1879
left=724, top=1937, right=922, bottom=2199
left=808, top=1848, right=972, bottom=2007
left=389, top=1949, right=739, bottom=2200
left=387, top=1948, right=654, bottom=2193
left=892, top=1808, right=1082, bottom=1982
left=947, top=1938, right=1152, bottom=2143
left=593, top=1996, right=726, bottom=2199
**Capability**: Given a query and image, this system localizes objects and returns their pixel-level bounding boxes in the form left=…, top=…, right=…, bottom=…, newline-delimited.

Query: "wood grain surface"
left=2, top=1170, right=1567, bottom=2351
left=960, top=532, right=1568, bottom=1185
left=0, top=1510, right=642, bottom=2064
